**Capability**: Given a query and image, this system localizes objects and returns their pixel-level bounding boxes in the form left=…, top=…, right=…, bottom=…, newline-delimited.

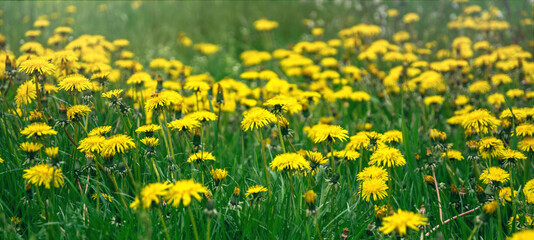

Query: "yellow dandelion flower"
left=523, top=179, right=534, bottom=204
left=88, top=126, right=112, bottom=136
left=19, top=142, right=43, bottom=153
left=67, top=105, right=91, bottom=120
left=518, top=137, right=534, bottom=152
left=516, top=123, right=534, bottom=138
left=241, top=107, right=276, bottom=132
left=478, top=137, right=505, bottom=159
left=187, top=111, right=217, bottom=122
left=168, top=118, right=200, bottom=132
left=508, top=229, right=534, bottom=240
left=303, top=190, right=317, bottom=204
left=369, top=146, right=406, bottom=167
left=58, top=74, right=91, bottom=92
left=328, top=150, right=360, bottom=161
left=479, top=167, right=509, bottom=184
left=44, top=147, right=59, bottom=158
left=499, top=187, right=517, bottom=206
left=305, top=151, right=328, bottom=165
left=184, top=81, right=210, bottom=92
left=423, top=95, right=444, bottom=106
left=269, top=152, right=311, bottom=172
left=78, top=135, right=106, bottom=153
left=18, top=58, right=56, bottom=76
left=136, top=124, right=162, bottom=134
left=253, top=18, right=279, bottom=31
left=359, top=178, right=388, bottom=202
left=210, top=169, right=228, bottom=183
left=130, top=182, right=170, bottom=210
left=140, top=137, right=159, bottom=147
left=101, top=134, right=136, bottom=156
left=461, top=109, right=500, bottom=134
left=380, top=130, right=403, bottom=144
left=23, top=163, right=64, bottom=189
left=15, top=80, right=39, bottom=106
left=245, top=185, right=268, bottom=197
left=441, top=150, right=464, bottom=161
left=187, top=151, right=216, bottom=163
left=102, top=89, right=123, bottom=99
left=20, top=122, right=57, bottom=138
left=482, top=200, right=499, bottom=215
left=165, top=179, right=208, bottom=207
left=379, top=209, right=427, bottom=236
left=308, top=124, right=348, bottom=143
left=357, top=166, right=389, bottom=181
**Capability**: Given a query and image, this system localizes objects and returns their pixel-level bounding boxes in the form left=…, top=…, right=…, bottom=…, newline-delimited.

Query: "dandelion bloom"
left=461, top=109, right=500, bottom=134
left=168, top=118, right=200, bottom=132
left=241, top=107, right=276, bottom=131
left=359, top=178, right=388, bottom=202
left=441, top=150, right=464, bottom=161
left=357, top=166, right=389, bottom=181
left=165, top=179, right=208, bottom=207
left=15, top=80, right=38, bottom=106
left=18, top=58, right=56, bottom=76
left=245, top=185, right=268, bottom=197
left=78, top=135, right=106, bottom=154
left=508, top=229, right=534, bottom=240
left=130, top=182, right=170, bottom=210
left=67, top=105, right=91, bottom=120
left=500, top=149, right=527, bottom=162
left=308, top=124, right=348, bottom=143
left=498, top=187, right=517, bottom=206
left=523, top=179, right=534, bottom=204
left=270, top=153, right=311, bottom=172
left=423, top=95, right=444, bottom=106
left=518, top=137, right=534, bottom=152
left=187, top=111, right=217, bottom=122
left=516, top=123, right=534, bottom=138
left=305, top=151, right=328, bottom=165
left=187, top=151, right=216, bottom=163
left=253, top=18, right=279, bottom=31
left=136, top=124, right=162, bottom=135
left=23, top=163, right=64, bottom=189
left=19, top=142, right=43, bottom=153
left=478, top=137, right=505, bottom=159
left=328, top=150, right=360, bottom=161
left=140, top=137, right=159, bottom=147
left=379, top=209, right=427, bottom=236
left=303, top=190, right=317, bottom=204
left=482, top=201, right=498, bottom=215
left=58, top=74, right=91, bottom=92
left=20, top=122, right=57, bottom=138
left=101, top=134, right=136, bottom=157
left=380, top=130, right=403, bottom=145
left=479, top=167, right=509, bottom=184
left=102, top=89, right=123, bottom=99
left=211, top=169, right=228, bottom=183
left=88, top=126, right=112, bottom=136
left=369, top=147, right=406, bottom=167
left=44, top=147, right=59, bottom=158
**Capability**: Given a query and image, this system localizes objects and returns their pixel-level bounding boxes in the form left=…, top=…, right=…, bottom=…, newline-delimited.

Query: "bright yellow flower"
left=245, top=185, right=268, bottom=197
left=187, top=151, right=216, bottom=163
left=58, top=74, right=91, bottom=92
left=379, top=209, right=427, bottom=236
left=18, top=57, right=56, bottom=76
left=479, top=167, right=509, bottom=184
left=165, top=179, right=208, bottom=207
left=20, top=122, right=57, bottom=138
left=369, top=146, right=406, bottom=167
left=359, top=178, right=388, bottom=202
left=241, top=107, right=276, bottom=132
left=23, top=163, right=64, bottom=189
left=269, top=153, right=311, bottom=172
left=67, top=105, right=91, bottom=120
left=130, top=182, right=170, bottom=210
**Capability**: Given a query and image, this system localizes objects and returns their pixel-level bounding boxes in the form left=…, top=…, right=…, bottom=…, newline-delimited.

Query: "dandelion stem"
left=257, top=128, right=272, bottom=200
left=431, top=166, right=444, bottom=223
left=276, top=116, right=286, bottom=153
left=425, top=206, right=480, bottom=236
left=157, top=208, right=170, bottom=240
left=188, top=206, right=200, bottom=240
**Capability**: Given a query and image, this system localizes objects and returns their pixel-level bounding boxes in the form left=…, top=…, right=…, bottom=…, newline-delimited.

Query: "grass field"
left=1, top=0, right=534, bottom=239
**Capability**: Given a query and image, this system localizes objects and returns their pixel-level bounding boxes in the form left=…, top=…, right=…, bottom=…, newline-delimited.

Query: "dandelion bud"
left=482, top=200, right=498, bottom=215
left=203, top=199, right=218, bottom=218
left=156, top=75, right=163, bottom=93
left=424, top=175, right=434, bottom=186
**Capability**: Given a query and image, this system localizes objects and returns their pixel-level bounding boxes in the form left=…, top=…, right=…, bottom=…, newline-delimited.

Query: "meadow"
left=0, top=0, right=533, bottom=239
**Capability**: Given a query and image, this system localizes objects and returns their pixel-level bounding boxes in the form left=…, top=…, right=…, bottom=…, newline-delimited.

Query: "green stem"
left=258, top=128, right=272, bottom=200
left=276, top=116, right=286, bottom=153
left=188, top=206, right=199, bottom=240
left=158, top=208, right=170, bottom=240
